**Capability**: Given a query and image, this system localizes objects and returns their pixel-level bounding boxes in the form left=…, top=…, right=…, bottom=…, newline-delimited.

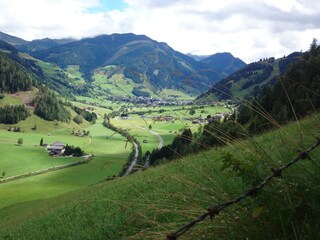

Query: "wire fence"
left=166, top=137, right=320, bottom=240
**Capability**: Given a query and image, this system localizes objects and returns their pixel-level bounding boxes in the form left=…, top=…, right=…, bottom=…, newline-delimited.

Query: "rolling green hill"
left=198, top=52, right=302, bottom=101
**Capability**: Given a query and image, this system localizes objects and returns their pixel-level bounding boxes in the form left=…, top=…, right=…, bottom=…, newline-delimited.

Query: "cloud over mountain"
left=0, top=0, right=319, bottom=62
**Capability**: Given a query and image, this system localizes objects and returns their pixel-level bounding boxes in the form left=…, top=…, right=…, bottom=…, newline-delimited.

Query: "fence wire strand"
left=166, top=137, right=320, bottom=240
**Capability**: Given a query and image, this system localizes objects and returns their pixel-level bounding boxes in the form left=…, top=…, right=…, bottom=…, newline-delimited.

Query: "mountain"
left=238, top=42, right=320, bottom=132
left=0, top=41, right=86, bottom=98
left=0, top=31, right=28, bottom=45
left=22, top=33, right=244, bottom=96
left=0, top=31, right=246, bottom=97
left=30, top=33, right=217, bottom=95
left=187, top=53, right=210, bottom=61
left=16, top=38, right=75, bottom=53
left=0, top=40, right=19, bottom=53
left=200, top=52, right=247, bottom=76
left=197, top=52, right=302, bottom=101
left=0, top=31, right=75, bottom=53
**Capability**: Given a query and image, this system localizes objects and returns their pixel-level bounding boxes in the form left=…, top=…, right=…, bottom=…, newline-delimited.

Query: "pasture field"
left=130, top=104, right=230, bottom=117
left=0, top=118, right=130, bottom=209
left=111, top=105, right=231, bottom=154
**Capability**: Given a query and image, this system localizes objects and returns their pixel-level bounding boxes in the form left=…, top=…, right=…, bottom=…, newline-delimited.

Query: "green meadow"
left=0, top=115, right=131, bottom=209
left=111, top=105, right=231, bottom=154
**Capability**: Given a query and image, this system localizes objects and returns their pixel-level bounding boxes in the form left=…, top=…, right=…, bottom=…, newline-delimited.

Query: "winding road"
left=123, top=141, right=139, bottom=176
left=114, top=117, right=164, bottom=175
left=114, top=117, right=164, bottom=149
left=135, top=126, right=163, bottom=150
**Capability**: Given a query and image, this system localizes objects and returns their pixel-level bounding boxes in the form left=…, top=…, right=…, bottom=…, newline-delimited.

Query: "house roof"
left=52, top=141, right=65, bottom=146
left=47, top=145, right=64, bottom=150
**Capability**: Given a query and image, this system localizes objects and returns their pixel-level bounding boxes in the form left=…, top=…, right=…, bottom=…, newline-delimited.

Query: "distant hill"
left=188, top=52, right=246, bottom=77
left=198, top=52, right=302, bottom=101
left=16, top=38, right=75, bottom=53
left=187, top=53, right=210, bottom=61
left=0, top=31, right=28, bottom=45
left=200, top=52, right=247, bottom=76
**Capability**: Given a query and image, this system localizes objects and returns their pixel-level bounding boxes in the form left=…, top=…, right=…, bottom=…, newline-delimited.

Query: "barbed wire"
left=166, top=137, right=320, bottom=240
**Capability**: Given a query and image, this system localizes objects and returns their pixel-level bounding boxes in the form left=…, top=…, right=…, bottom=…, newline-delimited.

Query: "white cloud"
left=0, top=0, right=319, bottom=62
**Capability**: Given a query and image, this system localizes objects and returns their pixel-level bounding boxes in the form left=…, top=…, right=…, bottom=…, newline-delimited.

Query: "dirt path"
left=83, top=137, right=92, bottom=147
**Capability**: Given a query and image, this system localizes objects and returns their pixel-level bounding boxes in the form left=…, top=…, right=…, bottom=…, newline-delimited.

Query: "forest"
left=0, top=52, right=33, bottom=93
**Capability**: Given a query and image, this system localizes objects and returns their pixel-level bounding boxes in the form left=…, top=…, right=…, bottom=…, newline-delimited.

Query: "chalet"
left=192, top=117, right=206, bottom=124
left=47, top=141, right=66, bottom=156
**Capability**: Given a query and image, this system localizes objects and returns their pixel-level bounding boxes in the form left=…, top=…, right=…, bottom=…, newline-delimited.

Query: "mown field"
left=0, top=112, right=319, bottom=240
left=0, top=115, right=131, bottom=209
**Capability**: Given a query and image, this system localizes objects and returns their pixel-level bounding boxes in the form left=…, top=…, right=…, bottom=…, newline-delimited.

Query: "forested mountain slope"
left=198, top=52, right=302, bottom=101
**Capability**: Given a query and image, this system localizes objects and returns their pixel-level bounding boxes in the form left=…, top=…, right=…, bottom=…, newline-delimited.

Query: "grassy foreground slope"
left=1, top=114, right=320, bottom=239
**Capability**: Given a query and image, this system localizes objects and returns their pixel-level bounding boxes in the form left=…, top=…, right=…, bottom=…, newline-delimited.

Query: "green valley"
left=0, top=29, right=319, bottom=240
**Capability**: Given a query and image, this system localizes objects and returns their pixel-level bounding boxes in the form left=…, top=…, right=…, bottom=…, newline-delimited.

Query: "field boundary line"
left=0, top=155, right=93, bottom=184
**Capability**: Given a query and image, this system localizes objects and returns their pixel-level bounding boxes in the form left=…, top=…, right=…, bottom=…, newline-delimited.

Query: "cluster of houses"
left=138, top=112, right=230, bottom=125
left=107, top=95, right=193, bottom=106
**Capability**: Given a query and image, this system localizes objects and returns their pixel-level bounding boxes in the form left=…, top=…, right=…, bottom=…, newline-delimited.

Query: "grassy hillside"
left=0, top=113, right=319, bottom=239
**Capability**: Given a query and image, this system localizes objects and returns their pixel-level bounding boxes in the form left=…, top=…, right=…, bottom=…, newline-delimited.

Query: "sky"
left=0, top=0, right=319, bottom=63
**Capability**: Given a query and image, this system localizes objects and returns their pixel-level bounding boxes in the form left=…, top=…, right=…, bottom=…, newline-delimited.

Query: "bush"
left=17, top=138, right=23, bottom=145
left=73, top=114, right=84, bottom=124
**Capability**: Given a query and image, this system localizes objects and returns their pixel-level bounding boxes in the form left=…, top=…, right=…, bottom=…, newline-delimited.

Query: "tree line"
left=0, top=105, right=30, bottom=124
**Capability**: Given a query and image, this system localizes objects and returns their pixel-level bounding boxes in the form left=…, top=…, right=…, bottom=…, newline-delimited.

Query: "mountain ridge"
left=0, top=31, right=246, bottom=96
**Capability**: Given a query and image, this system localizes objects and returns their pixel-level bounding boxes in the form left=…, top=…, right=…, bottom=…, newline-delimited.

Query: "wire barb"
left=165, top=137, right=320, bottom=239
left=271, top=168, right=282, bottom=177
